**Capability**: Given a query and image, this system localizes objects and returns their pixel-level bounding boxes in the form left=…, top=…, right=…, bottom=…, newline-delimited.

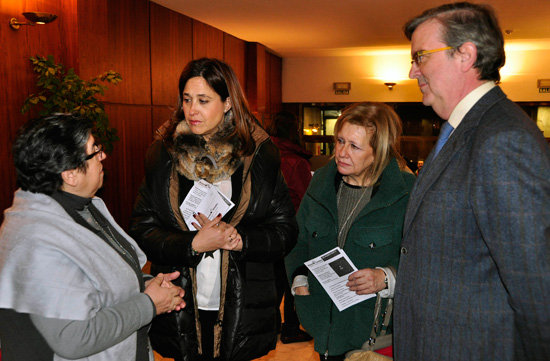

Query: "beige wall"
left=282, top=39, right=550, bottom=103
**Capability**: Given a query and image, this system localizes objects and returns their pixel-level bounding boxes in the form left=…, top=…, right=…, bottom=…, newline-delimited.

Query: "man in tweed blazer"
left=394, top=3, right=550, bottom=361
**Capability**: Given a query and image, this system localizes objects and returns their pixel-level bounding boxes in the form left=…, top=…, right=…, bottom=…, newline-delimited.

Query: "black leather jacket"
left=129, top=133, right=297, bottom=361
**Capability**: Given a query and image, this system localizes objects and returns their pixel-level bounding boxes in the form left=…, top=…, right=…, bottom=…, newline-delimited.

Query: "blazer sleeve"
left=471, top=125, right=550, bottom=358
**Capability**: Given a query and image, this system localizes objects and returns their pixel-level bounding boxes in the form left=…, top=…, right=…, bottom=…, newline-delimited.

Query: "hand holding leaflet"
left=305, top=247, right=375, bottom=311
left=180, top=179, right=235, bottom=230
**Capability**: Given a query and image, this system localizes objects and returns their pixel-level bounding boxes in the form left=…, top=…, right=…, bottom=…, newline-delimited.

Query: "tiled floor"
left=154, top=297, right=318, bottom=361
left=154, top=333, right=317, bottom=361
left=154, top=336, right=317, bottom=361
left=255, top=335, right=318, bottom=361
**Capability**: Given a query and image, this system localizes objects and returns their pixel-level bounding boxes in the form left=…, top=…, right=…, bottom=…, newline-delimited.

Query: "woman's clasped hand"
left=144, top=271, right=186, bottom=314
left=191, top=212, right=242, bottom=252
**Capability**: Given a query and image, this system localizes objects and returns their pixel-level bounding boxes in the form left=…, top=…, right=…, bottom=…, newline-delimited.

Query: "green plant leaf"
left=22, top=54, right=122, bottom=153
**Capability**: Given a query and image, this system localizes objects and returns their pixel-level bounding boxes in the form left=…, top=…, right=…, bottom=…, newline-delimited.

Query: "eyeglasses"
left=85, top=143, right=103, bottom=160
left=411, top=46, right=454, bottom=66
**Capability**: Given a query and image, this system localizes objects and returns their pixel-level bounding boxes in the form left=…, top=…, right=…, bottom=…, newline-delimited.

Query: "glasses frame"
left=85, top=143, right=103, bottom=160
left=411, top=46, right=454, bottom=66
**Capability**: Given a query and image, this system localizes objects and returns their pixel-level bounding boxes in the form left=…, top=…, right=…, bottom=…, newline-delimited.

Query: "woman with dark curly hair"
left=0, top=114, right=184, bottom=361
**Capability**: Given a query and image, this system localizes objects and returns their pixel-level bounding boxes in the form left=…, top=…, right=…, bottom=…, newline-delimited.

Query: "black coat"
left=130, top=131, right=297, bottom=361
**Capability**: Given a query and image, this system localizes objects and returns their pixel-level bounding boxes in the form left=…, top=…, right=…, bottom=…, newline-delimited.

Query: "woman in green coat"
left=285, top=102, right=416, bottom=360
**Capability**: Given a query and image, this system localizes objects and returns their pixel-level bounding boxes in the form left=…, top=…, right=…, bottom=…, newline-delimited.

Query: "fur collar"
left=171, top=112, right=243, bottom=183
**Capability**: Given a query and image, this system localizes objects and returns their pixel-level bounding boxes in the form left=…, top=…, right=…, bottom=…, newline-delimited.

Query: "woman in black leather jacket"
left=129, top=58, right=297, bottom=361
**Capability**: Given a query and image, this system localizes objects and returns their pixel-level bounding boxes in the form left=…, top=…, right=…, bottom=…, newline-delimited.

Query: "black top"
left=0, top=309, right=54, bottom=361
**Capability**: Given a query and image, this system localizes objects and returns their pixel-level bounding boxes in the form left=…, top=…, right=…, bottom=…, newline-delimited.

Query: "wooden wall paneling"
left=246, top=42, right=267, bottom=123
left=223, top=33, right=247, bottom=90
left=192, top=20, right=224, bottom=60
left=56, top=0, right=79, bottom=70
left=256, top=45, right=266, bottom=118
left=264, top=52, right=272, bottom=118
left=150, top=3, right=192, bottom=107
left=245, top=43, right=258, bottom=113
left=262, top=52, right=283, bottom=130
left=78, top=0, right=151, bottom=105
left=1, top=2, right=30, bottom=218
left=0, top=0, right=78, bottom=220
left=76, top=0, right=108, bottom=75
left=99, top=104, right=152, bottom=230
left=152, top=105, right=174, bottom=136
left=269, top=52, right=283, bottom=116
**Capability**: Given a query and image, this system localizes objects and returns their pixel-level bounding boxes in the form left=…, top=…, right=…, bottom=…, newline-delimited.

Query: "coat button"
left=369, top=242, right=376, bottom=249
left=401, top=247, right=408, bottom=254
left=312, top=231, right=318, bottom=238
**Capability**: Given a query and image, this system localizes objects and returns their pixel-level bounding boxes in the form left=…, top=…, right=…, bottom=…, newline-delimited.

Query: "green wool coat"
left=285, top=157, right=416, bottom=356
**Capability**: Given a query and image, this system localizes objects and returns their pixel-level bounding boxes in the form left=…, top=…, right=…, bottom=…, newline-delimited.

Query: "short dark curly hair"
left=13, top=113, right=93, bottom=195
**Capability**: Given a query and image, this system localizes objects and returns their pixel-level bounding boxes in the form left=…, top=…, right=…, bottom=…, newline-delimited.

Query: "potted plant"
left=22, top=54, right=122, bottom=153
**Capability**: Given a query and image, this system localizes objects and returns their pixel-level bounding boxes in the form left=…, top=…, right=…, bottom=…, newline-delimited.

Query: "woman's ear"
left=61, top=169, right=78, bottom=188
left=224, top=98, right=232, bottom=113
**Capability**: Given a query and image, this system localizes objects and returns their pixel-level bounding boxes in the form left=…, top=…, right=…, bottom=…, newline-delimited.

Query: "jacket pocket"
left=294, top=294, right=325, bottom=339
left=303, top=219, right=335, bottom=246
left=349, top=224, right=396, bottom=250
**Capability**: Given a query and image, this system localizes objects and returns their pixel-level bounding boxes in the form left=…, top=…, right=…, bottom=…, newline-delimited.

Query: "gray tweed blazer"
left=394, top=86, right=550, bottom=361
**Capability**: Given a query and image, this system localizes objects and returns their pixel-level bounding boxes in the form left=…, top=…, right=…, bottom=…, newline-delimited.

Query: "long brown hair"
left=171, top=58, right=256, bottom=157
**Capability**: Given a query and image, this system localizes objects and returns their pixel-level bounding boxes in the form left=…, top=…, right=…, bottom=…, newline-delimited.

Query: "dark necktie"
left=433, top=121, right=454, bottom=157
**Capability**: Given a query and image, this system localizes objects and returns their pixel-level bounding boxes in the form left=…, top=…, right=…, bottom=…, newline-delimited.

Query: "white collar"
left=447, top=81, right=496, bottom=132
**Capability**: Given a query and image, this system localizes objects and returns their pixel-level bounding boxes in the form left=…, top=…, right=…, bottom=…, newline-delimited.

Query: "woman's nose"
left=337, top=145, right=348, bottom=158
left=188, top=102, right=199, bottom=115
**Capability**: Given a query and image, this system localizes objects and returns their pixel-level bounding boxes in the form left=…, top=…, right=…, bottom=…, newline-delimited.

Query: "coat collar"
left=403, top=86, right=507, bottom=235
left=171, top=117, right=243, bottom=183
left=309, top=157, right=411, bottom=221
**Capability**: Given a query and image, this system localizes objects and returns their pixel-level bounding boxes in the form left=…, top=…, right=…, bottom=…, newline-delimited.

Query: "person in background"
left=0, top=114, right=185, bottom=361
left=130, top=58, right=297, bottom=361
left=414, top=158, right=423, bottom=175
left=394, top=3, right=550, bottom=361
left=285, top=102, right=416, bottom=360
left=267, top=110, right=313, bottom=344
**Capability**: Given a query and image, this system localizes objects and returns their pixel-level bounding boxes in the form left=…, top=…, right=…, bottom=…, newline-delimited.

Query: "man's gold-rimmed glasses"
left=411, top=46, right=454, bottom=66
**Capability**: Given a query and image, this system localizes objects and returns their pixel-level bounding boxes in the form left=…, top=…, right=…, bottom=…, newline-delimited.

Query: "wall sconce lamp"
left=333, top=82, right=351, bottom=95
left=384, top=82, right=397, bottom=90
left=538, top=79, right=550, bottom=93
left=10, top=12, right=58, bottom=30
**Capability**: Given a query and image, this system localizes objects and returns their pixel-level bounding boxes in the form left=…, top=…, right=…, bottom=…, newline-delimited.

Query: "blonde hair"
left=334, top=102, right=406, bottom=186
